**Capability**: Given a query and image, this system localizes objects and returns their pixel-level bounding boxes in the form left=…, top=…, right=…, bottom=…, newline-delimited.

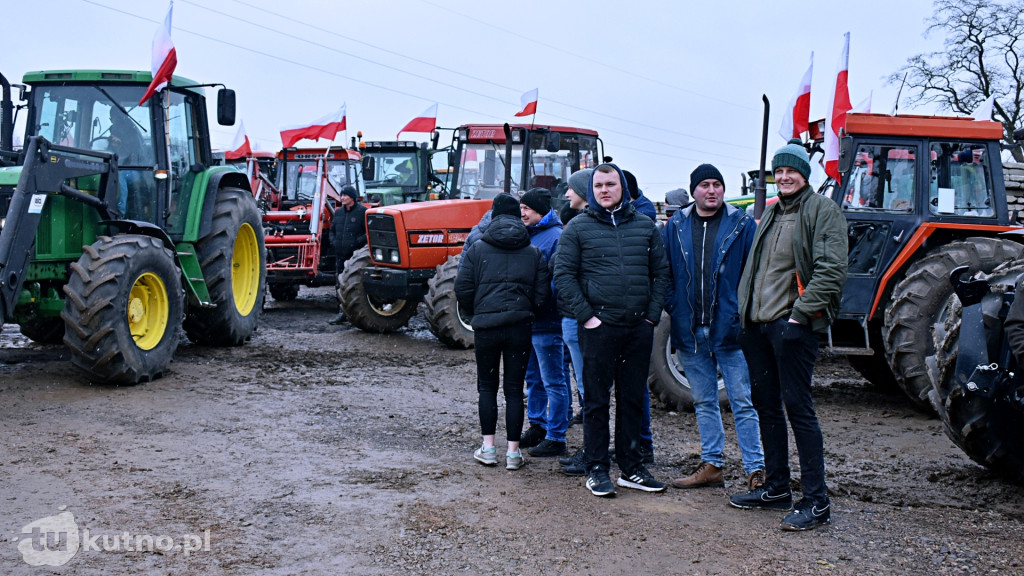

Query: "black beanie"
left=623, top=171, right=640, bottom=200
left=340, top=185, right=359, bottom=201
left=689, top=164, right=725, bottom=193
left=491, top=193, right=522, bottom=218
left=519, top=188, right=551, bottom=215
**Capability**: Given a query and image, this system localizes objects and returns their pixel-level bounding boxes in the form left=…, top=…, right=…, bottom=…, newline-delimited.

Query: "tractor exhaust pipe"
left=503, top=123, right=513, bottom=196
left=753, top=95, right=770, bottom=220
left=0, top=72, right=13, bottom=155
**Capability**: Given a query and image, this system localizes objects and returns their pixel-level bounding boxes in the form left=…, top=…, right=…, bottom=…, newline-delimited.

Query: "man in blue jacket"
left=554, top=164, right=670, bottom=497
left=662, top=164, right=765, bottom=495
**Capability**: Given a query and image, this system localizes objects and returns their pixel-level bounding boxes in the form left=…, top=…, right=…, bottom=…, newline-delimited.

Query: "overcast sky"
left=5, top=0, right=946, bottom=200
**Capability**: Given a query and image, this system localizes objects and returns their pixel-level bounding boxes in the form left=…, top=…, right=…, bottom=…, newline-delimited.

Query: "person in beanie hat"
left=328, top=185, right=367, bottom=324
left=516, top=188, right=570, bottom=457
left=731, top=140, right=847, bottom=531
left=456, top=192, right=550, bottom=470
left=664, top=163, right=764, bottom=494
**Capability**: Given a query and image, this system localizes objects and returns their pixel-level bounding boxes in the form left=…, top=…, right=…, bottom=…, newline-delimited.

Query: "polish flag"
left=280, top=105, right=347, bottom=148
left=972, top=94, right=996, bottom=120
left=852, top=91, right=872, bottom=114
left=779, top=53, right=813, bottom=140
left=139, top=2, right=177, bottom=105
left=514, top=88, right=538, bottom=117
left=824, top=32, right=852, bottom=183
left=396, top=104, right=437, bottom=139
left=224, top=121, right=252, bottom=160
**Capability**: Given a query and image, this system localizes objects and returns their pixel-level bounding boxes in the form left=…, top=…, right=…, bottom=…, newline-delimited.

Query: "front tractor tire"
left=19, top=316, right=66, bottom=344
left=339, top=246, right=419, bottom=333
left=184, top=187, right=266, bottom=346
left=647, top=312, right=727, bottom=412
left=425, top=255, right=474, bottom=349
left=62, top=235, right=183, bottom=385
left=883, top=238, right=1024, bottom=413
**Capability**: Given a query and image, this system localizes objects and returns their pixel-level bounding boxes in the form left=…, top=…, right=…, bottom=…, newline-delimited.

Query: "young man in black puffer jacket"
left=455, top=194, right=551, bottom=471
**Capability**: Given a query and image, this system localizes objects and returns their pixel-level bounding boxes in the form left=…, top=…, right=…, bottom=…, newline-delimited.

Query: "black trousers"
left=473, top=323, right=532, bottom=441
left=580, top=321, right=654, bottom=474
left=740, top=318, right=828, bottom=505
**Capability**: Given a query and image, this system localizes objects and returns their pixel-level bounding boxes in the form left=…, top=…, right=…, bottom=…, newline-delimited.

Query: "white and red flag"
left=972, top=94, right=996, bottom=120
left=852, top=91, right=872, bottom=114
left=779, top=53, right=813, bottom=140
left=139, top=2, right=177, bottom=105
left=280, top=105, right=347, bottom=148
left=396, top=104, right=438, bottom=139
left=824, top=32, right=852, bottom=183
left=224, top=121, right=252, bottom=160
left=514, top=88, right=538, bottom=117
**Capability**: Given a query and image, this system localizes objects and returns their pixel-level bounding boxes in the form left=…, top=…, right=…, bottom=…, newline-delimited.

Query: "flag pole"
left=163, top=88, right=173, bottom=217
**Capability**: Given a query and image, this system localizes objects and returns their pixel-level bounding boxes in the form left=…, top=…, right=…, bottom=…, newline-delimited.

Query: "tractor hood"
left=0, top=165, right=21, bottom=186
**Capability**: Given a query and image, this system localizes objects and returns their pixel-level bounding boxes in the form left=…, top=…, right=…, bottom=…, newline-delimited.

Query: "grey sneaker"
left=506, top=451, right=525, bottom=470
left=474, top=445, right=497, bottom=466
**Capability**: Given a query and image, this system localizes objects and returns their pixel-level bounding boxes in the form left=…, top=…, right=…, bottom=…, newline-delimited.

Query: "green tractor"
left=0, top=69, right=266, bottom=384
left=357, top=137, right=450, bottom=205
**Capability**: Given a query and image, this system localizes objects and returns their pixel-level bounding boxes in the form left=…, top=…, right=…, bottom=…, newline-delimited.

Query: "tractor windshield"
left=365, top=152, right=419, bottom=187
left=928, top=142, right=996, bottom=217
left=30, top=84, right=155, bottom=167
left=527, top=132, right=600, bottom=196
left=455, top=143, right=523, bottom=199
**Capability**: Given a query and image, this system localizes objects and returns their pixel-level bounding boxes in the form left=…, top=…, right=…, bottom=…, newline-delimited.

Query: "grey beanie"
left=689, top=164, right=725, bottom=193
left=568, top=168, right=594, bottom=199
left=772, top=139, right=811, bottom=180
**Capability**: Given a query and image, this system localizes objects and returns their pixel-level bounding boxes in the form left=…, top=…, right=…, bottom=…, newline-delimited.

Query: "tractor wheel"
left=18, top=317, right=65, bottom=344
left=943, top=376, right=1024, bottom=483
left=929, top=260, right=1024, bottom=448
left=424, top=255, right=474, bottom=349
left=647, top=312, right=727, bottom=412
left=883, top=238, right=1024, bottom=413
left=184, top=187, right=266, bottom=346
left=61, top=235, right=183, bottom=385
left=269, top=283, right=300, bottom=302
left=339, top=246, right=419, bottom=333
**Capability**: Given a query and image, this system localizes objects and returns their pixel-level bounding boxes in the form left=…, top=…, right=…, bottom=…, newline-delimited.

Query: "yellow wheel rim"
left=232, top=222, right=260, bottom=316
left=127, top=272, right=169, bottom=350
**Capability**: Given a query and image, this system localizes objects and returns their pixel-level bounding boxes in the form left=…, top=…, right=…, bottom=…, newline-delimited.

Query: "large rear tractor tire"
left=18, top=316, right=65, bottom=344
left=184, top=187, right=266, bottom=346
left=62, top=235, right=183, bottom=385
left=883, top=238, right=1024, bottom=414
left=647, top=312, right=727, bottom=412
left=339, top=246, right=419, bottom=333
left=425, top=255, right=474, bottom=349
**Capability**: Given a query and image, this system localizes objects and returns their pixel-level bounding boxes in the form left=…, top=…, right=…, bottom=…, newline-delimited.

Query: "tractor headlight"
left=388, top=250, right=400, bottom=264
left=373, top=247, right=384, bottom=262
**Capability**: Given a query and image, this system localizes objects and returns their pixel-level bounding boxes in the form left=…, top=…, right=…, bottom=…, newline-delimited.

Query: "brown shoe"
left=670, top=462, right=724, bottom=489
left=747, top=469, right=765, bottom=491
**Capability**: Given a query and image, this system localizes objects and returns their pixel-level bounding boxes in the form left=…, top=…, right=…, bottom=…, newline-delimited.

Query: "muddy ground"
left=1, top=286, right=1023, bottom=575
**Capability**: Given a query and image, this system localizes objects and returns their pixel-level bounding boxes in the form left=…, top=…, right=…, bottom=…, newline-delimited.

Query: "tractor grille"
left=367, top=213, right=398, bottom=251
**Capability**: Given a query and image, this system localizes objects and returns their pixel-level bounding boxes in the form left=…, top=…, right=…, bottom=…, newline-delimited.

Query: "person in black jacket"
left=328, top=185, right=367, bottom=324
left=553, top=163, right=671, bottom=497
left=455, top=194, right=551, bottom=471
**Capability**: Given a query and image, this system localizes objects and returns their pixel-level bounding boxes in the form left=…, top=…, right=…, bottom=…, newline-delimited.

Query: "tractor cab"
left=276, top=147, right=365, bottom=209
left=358, top=139, right=448, bottom=205
left=449, top=124, right=602, bottom=209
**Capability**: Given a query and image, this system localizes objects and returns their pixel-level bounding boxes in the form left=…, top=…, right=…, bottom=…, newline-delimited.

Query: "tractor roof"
left=22, top=70, right=203, bottom=95
left=460, top=123, right=599, bottom=143
left=844, top=113, right=1003, bottom=140
left=279, top=147, right=362, bottom=161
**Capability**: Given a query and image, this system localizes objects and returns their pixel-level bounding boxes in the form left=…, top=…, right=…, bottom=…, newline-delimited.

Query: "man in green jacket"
left=729, top=139, right=847, bottom=531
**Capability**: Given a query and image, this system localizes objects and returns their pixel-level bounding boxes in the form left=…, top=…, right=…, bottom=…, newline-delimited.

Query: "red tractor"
left=259, top=146, right=366, bottom=301
left=340, top=123, right=602, bottom=346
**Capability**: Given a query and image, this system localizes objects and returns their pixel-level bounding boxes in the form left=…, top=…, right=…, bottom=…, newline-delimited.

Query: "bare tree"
left=890, top=0, right=1024, bottom=160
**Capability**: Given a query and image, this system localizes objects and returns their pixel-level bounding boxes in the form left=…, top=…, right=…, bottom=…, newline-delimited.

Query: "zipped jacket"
left=663, top=202, right=755, bottom=352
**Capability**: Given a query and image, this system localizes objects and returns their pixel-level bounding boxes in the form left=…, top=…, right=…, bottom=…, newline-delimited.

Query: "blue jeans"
left=740, top=319, right=827, bottom=505
left=562, top=316, right=584, bottom=404
left=677, top=326, right=764, bottom=474
left=525, top=331, right=569, bottom=442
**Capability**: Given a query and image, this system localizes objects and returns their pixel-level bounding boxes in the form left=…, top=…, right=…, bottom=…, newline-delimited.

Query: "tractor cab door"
left=834, top=140, right=922, bottom=320
left=162, top=90, right=204, bottom=235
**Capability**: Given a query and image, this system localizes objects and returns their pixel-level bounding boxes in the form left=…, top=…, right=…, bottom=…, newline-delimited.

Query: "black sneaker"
left=780, top=500, right=831, bottom=531
left=616, top=466, right=667, bottom=493
left=559, top=447, right=584, bottom=466
left=519, top=424, right=546, bottom=449
left=528, top=439, right=567, bottom=457
left=728, top=487, right=794, bottom=510
left=327, top=312, right=348, bottom=325
left=569, top=412, right=583, bottom=427
left=560, top=449, right=586, bottom=476
left=586, top=467, right=616, bottom=497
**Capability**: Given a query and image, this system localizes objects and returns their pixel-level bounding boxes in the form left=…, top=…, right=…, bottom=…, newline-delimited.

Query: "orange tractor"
left=339, top=123, right=602, bottom=346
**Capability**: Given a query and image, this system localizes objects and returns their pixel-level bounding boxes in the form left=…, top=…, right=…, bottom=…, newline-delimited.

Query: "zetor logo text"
left=415, top=233, right=445, bottom=244
left=15, top=507, right=211, bottom=567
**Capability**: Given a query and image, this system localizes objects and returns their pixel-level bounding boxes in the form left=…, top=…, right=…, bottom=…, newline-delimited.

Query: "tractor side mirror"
left=362, top=156, right=375, bottom=181
left=431, top=131, right=440, bottom=150
left=217, top=89, right=236, bottom=126
left=837, top=136, right=854, bottom=174
left=545, top=132, right=561, bottom=153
